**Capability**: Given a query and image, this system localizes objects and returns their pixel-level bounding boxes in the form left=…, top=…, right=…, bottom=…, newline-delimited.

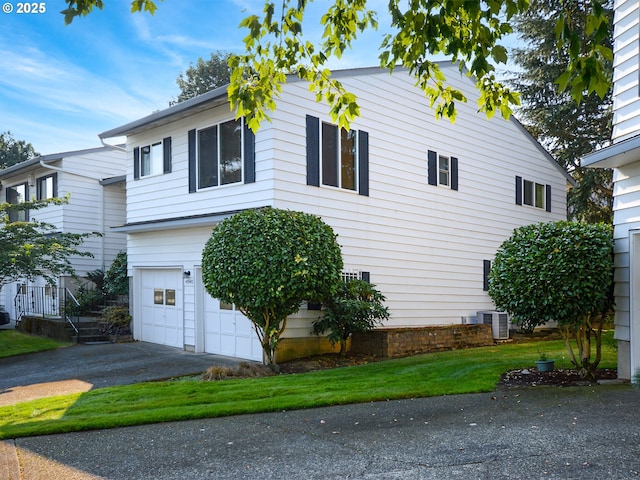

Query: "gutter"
left=100, top=138, right=127, bottom=152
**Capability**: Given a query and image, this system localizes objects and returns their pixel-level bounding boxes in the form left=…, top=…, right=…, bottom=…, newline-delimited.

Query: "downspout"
left=39, top=160, right=107, bottom=272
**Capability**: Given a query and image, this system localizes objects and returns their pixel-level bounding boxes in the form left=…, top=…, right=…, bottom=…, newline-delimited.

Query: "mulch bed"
left=497, top=367, right=619, bottom=388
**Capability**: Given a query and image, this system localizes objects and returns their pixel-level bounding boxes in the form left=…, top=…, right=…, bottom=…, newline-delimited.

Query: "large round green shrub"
left=489, top=221, right=613, bottom=378
left=202, top=208, right=343, bottom=364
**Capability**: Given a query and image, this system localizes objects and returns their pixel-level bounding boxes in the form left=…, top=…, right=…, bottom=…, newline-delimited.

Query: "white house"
left=100, top=64, right=571, bottom=362
left=582, top=0, right=640, bottom=380
left=0, top=146, right=127, bottom=320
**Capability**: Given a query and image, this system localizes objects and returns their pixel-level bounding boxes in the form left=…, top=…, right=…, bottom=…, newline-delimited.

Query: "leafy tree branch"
left=62, top=0, right=612, bottom=132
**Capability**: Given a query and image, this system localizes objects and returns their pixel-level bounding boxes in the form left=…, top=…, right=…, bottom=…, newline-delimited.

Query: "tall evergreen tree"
left=508, top=0, right=613, bottom=223
left=0, top=131, right=38, bottom=169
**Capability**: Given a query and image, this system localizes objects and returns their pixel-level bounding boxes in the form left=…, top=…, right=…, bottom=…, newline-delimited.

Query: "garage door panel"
left=139, top=269, right=183, bottom=349
left=202, top=291, right=262, bottom=361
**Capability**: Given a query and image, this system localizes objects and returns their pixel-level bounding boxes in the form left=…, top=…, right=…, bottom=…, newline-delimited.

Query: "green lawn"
left=0, top=332, right=618, bottom=440
left=0, top=329, right=70, bottom=359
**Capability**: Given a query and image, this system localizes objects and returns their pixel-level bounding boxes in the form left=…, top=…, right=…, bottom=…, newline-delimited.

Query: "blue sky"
left=0, top=0, right=517, bottom=155
left=0, top=0, right=398, bottom=154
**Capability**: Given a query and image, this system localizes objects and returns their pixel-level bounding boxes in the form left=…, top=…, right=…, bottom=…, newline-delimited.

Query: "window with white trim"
left=134, top=137, right=171, bottom=180
left=427, top=150, right=458, bottom=190
left=140, top=142, right=163, bottom=177
left=198, top=118, right=243, bottom=189
left=523, top=179, right=545, bottom=209
left=6, top=183, right=27, bottom=222
left=37, top=173, right=57, bottom=200
left=321, top=122, right=357, bottom=191
left=515, top=176, right=551, bottom=212
left=438, top=155, right=450, bottom=186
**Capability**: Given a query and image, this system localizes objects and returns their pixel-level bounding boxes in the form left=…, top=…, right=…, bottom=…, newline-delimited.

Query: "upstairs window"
left=187, top=118, right=255, bottom=193
left=322, top=122, right=357, bottom=191
left=141, top=143, right=163, bottom=177
left=6, top=183, right=27, bottom=222
left=427, top=150, right=458, bottom=190
left=516, top=176, right=551, bottom=212
left=306, top=115, right=369, bottom=196
left=198, top=118, right=242, bottom=189
left=133, top=137, right=172, bottom=180
left=37, top=173, right=57, bottom=200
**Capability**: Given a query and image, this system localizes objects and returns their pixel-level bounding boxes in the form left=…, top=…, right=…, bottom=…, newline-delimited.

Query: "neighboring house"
left=99, top=64, right=571, bottom=362
left=582, top=1, right=640, bottom=380
left=0, top=146, right=127, bottom=320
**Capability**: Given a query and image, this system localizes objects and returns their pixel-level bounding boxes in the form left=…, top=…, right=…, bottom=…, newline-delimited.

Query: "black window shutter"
left=163, top=137, right=172, bottom=174
left=360, top=271, right=370, bottom=283
left=427, top=150, right=437, bottom=186
left=515, top=176, right=522, bottom=205
left=244, top=121, right=256, bottom=184
left=306, top=115, right=320, bottom=187
left=483, top=260, right=491, bottom=291
left=133, top=147, right=140, bottom=180
left=451, top=156, right=459, bottom=191
left=188, top=129, right=197, bottom=193
left=545, top=184, right=552, bottom=212
left=358, top=130, right=369, bottom=196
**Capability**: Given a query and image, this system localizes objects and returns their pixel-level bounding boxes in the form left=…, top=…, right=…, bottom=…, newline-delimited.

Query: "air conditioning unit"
left=477, top=311, right=510, bottom=340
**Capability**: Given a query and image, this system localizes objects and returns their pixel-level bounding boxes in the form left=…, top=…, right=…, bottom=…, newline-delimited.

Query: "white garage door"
left=202, top=291, right=262, bottom=362
left=139, top=269, right=183, bottom=348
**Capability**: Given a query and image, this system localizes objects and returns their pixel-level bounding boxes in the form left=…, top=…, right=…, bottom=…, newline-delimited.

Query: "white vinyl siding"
left=126, top=113, right=273, bottom=225
left=120, top=65, right=568, bottom=346
left=611, top=0, right=640, bottom=142
left=0, top=149, right=127, bottom=275
left=266, top=68, right=567, bottom=328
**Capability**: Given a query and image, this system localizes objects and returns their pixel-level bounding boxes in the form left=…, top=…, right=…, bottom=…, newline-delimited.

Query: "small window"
left=154, top=289, right=164, bottom=305
left=427, top=150, right=458, bottom=190
left=522, top=178, right=546, bottom=209
left=165, top=289, right=176, bottom=306
left=220, top=301, right=233, bottom=310
left=135, top=137, right=171, bottom=179
left=6, top=183, right=27, bottom=222
left=141, top=143, right=163, bottom=177
left=37, top=174, right=57, bottom=200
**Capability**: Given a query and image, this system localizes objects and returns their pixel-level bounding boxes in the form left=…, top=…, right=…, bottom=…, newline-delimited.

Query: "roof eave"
left=582, top=134, right=640, bottom=169
left=99, top=85, right=230, bottom=139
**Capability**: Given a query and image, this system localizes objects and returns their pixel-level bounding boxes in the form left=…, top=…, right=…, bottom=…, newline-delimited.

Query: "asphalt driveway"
left=2, top=384, right=639, bottom=479
left=0, top=338, right=242, bottom=405
left=1, top=328, right=640, bottom=479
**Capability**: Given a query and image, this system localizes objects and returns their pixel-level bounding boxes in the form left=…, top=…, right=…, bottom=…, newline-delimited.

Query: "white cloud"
left=0, top=46, right=164, bottom=117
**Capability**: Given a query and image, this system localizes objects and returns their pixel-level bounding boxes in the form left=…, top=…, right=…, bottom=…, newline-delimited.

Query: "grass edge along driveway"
left=0, top=335, right=617, bottom=440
